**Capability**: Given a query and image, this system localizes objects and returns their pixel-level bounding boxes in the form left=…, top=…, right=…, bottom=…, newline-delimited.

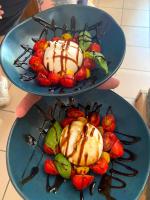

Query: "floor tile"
left=92, top=0, right=124, bottom=9
left=122, top=26, right=150, bottom=47
left=124, top=0, right=150, bottom=11
left=1, top=85, right=27, bottom=113
left=3, top=181, right=22, bottom=200
left=100, top=7, right=122, bottom=25
left=113, top=69, right=150, bottom=98
left=122, top=9, right=149, bottom=27
left=121, top=46, right=150, bottom=71
left=0, top=151, right=9, bottom=200
left=0, top=110, right=16, bottom=151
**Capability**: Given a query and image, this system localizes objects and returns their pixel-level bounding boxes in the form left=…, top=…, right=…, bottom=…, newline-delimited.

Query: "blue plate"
left=7, top=90, right=150, bottom=200
left=0, top=4, right=125, bottom=96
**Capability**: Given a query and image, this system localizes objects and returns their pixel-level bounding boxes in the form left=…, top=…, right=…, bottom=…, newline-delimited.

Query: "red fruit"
left=102, top=114, right=116, bottom=132
left=29, top=56, right=44, bottom=72
left=34, top=49, right=45, bottom=60
left=60, top=74, right=76, bottom=88
left=89, top=42, right=101, bottom=52
left=43, top=144, right=54, bottom=155
left=72, top=175, right=94, bottom=191
left=52, top=37, right=61, bottom=41
left=82, top=58, right=96, bottom=70
left=61, top=117, right=75, bottom=128
left=90, top=157, right=109, bottom=175
left=110, top=140, right=124, bottom=159
left=48, top=72, right=60, bottom=85
left=67, top=108, right=85, bottom=118
left=37, top=72, right=52, bottom=86
left=33, top=39, right=48, bottom=52
left=43, top=144, right=60, bottom=155
left=44, top=159, right=59, bottom=175
left=75, top=67, right=87, bottom=81
left=88, top=112, right=100, bottom=127
left=103, top=132, right=118, bottom=152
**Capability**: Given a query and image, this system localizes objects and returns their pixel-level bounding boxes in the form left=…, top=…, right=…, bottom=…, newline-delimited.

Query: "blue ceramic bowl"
left=0, top=4, right=125, bottom=96
left=7, top=90, right=150, bottom=200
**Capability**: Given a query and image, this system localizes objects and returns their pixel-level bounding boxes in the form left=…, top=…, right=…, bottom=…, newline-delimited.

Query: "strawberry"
left=67, top=108, right=85, bottom=118
left=103, top=132, right=118, bottom=152
left=44, top=159, right=59, bottom=175
left=43, top=143, right=54, bottom=155
left=52, top=37, right=61, bottom=42
left=89, top=42, right=101, bottom=52
left=90, top=157, right=108, bottom=175
left=102, top=114, right=116, bottom=132
left=72, top=175, right=94, bottom=190
left=110, top=140, right=124, bottom=159
left=43, top=144, right=60, bottom=155
left=48, top=72, right=60, bottom=85
left=37, top=72, right=52, bottom=86
left=34, top=49, right=45, bottom=60
left=33, top=39, right=48, bottom=52
left=75, top=67, right=87, bottom=81
left=60, top=74, right=76, bottom=88
left=88, top=112, right=100, bottom=127
left=61, top=117, right=75, bottom=128
left=82, top=58, right=96, bottom=70
left=29, top=56, right=44, bottom=72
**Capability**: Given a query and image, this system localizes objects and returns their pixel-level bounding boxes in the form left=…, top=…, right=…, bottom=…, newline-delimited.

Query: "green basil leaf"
left=45, top=121, right=62, bottom=150
left=79, top=31, right=92, bottom=51
left=54, top=153, right=71, bottom=179
left=96, top=56, right=109, bottom=74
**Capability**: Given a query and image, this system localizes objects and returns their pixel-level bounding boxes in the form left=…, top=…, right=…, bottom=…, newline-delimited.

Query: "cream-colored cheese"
left=60, top=120, right=103, bottom=166
left=44, top=40, right=83, bottom=73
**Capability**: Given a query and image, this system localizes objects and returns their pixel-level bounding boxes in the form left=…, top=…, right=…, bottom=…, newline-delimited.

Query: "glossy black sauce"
left=46, top=175, right=64, bottom=193
left=89, top=181, right=96, bottom=195
left=24, top=134, right=37, bottom=146
left=80, top=190, right=84, bottom=200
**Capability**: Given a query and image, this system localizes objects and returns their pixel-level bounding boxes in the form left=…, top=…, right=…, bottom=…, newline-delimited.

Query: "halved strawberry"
left=82, top=58, right=96, bottom=70
left=37, top=72, right=52, bottom=86
left=90, top=157, right=108, bottom=175
left=103, top=132, right=118, bottom=152
left=67, top=108, right=85, bottom=118
left=88, top=112, right=100, bottom=127
left=61, top=117, right=75, bottom=128
left=75, top=67, right=87, bottom=81
left=48, top=72, right=60, bottom=85
left=72, top=175, right=94, bottom=191
left=60, top=74, right=76, bottom=88
left=110, top=139, right=124, bottom=159
left=44, top=159, right=59, bottom=175
left=33, top=39, right=48, bottom=52
left=29, top=56, right=44, bottom=72
left=89, top=42, right=101, bottom=52
left=34, top=49, right=45, bottom=60
left=43, top=144, right=60, bottom=155
left=102, top=114, right=116, bottom=132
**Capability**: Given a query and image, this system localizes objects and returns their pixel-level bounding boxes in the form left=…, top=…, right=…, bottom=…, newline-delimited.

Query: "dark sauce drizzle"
left=46, top=175, right=64, bottom=193
left=21, top=98, right=141, bottom=200
left=14, top=16, right=110, bottom=93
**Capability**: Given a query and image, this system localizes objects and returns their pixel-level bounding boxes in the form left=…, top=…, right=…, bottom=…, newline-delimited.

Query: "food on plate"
left=43, top=106, right=124, bottom=192
left=28, top=30, right=108, bottom=88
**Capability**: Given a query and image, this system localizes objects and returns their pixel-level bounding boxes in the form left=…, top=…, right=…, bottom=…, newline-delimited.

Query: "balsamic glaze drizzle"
left=46, top=175, right=64, bottom=193
left=14, top=16, right=108, bottom=92
left=21, top=99, right=141, bottom=200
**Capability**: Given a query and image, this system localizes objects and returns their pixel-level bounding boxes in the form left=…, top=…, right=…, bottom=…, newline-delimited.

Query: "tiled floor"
left=0, top=0, right=150, bottom=199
